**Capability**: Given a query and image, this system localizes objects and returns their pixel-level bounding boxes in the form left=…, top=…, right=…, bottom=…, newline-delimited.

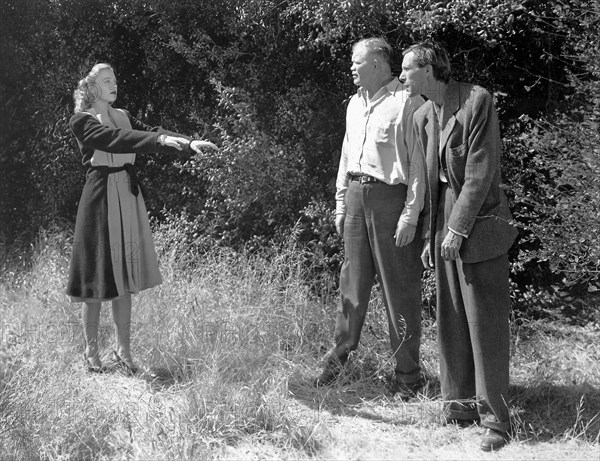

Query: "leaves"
left=1, top=0, right=599, bottom=302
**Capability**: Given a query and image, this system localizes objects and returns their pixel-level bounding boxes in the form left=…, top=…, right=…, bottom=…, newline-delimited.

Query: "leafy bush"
left=500, top=0, right=599, bottom=318
left=1, top=0, right=599, bottom=321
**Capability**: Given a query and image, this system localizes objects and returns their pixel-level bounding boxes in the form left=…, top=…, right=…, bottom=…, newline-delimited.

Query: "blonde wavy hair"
left=73, top=63, right=114, bottom=113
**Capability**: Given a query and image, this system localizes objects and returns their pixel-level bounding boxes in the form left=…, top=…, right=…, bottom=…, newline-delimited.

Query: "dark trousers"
left=332, top=180, right=423, bottom=383
left=435, top=184, right=511, bottom=432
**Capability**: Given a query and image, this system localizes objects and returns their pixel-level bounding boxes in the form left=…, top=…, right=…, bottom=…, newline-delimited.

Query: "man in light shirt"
left=314, top=37, right=426, bottom=399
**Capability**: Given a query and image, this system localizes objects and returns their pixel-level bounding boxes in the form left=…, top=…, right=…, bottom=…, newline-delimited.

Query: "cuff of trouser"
left=481, top=414, right=511, bottom=433
left=445, top=401, right=480, bottom=422
left=394, top=369, right=421, bottom=385
left=328, top=346, right=350, bottom=364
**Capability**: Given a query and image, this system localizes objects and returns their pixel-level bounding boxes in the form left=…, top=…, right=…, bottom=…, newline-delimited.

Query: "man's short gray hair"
left=354, top=37, right=393, bottom=67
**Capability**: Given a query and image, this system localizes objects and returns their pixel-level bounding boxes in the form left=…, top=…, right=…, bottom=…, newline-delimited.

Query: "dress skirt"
left=67, top=168, right=162, bottom=302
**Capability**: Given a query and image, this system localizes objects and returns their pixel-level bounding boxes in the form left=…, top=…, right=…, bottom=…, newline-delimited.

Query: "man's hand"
left=441, top=231, right=463, bottom=261
left=335, top=214, right=345, bottom=238
left=190, top=140, right=218, bottom=154
left=421, top=239, right=433, bottom=269
left=394, top=221, right=416, bottom=247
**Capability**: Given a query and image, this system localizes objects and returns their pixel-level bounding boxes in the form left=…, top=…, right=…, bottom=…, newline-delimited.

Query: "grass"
left=0, top=224, right=598, bottom=460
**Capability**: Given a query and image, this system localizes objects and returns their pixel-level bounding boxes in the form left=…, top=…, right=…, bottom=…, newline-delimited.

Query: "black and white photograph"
left=0, top=0, right=598, bottom=459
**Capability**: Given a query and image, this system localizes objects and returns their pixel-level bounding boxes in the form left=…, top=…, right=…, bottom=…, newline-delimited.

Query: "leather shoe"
left=480, top=428, right=508, bottom=451
left=83, top=352, right=105, bottom=373
left=390, top=378, right=423, bottom=400
left=110, top=350, right=139, bottom=375
left=313, top=355, right=347, bottom=387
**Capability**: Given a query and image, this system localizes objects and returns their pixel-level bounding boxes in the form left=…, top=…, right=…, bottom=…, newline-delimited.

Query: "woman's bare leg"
left=83, top=302, right=102, bottom=368
left=111, top=294, right=137, bottom=371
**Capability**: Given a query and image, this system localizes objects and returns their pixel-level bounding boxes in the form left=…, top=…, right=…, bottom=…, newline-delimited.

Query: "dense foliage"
left=1, top=0, right=598, bottom=315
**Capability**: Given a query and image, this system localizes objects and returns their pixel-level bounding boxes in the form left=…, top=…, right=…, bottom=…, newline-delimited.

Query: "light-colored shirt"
left=335, top=78, right=426, bottom=226
left=433, top=102, right=448, bottom=184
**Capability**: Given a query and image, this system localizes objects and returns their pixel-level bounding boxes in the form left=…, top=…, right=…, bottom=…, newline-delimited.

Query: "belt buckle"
left=360, top=175, right=376, bottom=184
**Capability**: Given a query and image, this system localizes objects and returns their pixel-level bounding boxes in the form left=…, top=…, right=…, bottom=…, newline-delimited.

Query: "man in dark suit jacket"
left=400, top=41, right=518, bottom=451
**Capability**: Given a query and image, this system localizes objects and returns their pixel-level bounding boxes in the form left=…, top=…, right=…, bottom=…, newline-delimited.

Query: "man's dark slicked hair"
left=403, top=41, right=451, bottom=83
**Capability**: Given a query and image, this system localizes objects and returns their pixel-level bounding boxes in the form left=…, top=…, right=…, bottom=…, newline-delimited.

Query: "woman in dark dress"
left=68, top=63, right=217, bottom=373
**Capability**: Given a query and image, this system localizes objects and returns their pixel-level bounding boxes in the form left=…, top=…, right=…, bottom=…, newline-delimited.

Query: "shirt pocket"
left=368, top=119, right=394, bottom=146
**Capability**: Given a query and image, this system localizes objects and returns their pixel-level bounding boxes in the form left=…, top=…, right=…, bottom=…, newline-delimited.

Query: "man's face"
left=400, top=52, right=428, bottom=97
left=350, top=44, right=376, bottom=88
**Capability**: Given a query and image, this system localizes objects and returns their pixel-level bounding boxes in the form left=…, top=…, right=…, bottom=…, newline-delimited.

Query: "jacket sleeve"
left=125, top=111, right=193, bottom=155
left=70, top=112, right=188, bottom=155
left=447, top=89, right=499, bottom=236
left=399, top=95, right=426, bottom=226
left=126, top=112, right=161, bottom=133
left=413, top=122, right=431, bottom=239
left=124, top=110, right=192, bottom=142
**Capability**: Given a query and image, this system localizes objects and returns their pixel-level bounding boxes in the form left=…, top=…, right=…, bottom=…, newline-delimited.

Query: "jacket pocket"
left=460, top=215, right=518, bottom=263
left=449, top=140, right=467, bottom=157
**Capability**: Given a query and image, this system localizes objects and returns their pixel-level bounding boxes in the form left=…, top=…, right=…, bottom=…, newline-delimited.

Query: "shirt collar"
left=357, top=77, right=402, bottom=101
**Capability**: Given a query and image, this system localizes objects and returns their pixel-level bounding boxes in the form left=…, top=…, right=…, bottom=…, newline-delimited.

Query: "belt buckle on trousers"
left=349, top=174, right=379, bottom=184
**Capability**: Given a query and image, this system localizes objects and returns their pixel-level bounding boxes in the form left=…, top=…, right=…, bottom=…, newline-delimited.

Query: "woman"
left=68, top=63, right=217, bottom=374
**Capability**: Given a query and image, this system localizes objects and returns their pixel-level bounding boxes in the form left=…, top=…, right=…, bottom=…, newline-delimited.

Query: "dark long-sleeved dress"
left=67, top=107, right=190, bottom=302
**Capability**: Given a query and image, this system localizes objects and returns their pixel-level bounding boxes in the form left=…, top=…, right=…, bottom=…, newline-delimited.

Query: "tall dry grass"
left=0, top=222, right=598, bottom=460
left=0, top=223, right=335, bottom=459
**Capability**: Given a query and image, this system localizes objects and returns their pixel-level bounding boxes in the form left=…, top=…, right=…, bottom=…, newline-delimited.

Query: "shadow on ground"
left=288, top=369, right=599, bottom=443
left=509, top=382, right=600, bottom=443
left=288, top=367, right=444, bottom=426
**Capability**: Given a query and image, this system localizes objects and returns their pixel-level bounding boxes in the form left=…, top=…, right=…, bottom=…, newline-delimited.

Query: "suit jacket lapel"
left=421, top=101, right=438, bottom=242
left=438, top=79, right=460, bottom=155
left=423, top=102, right=438, bottom=184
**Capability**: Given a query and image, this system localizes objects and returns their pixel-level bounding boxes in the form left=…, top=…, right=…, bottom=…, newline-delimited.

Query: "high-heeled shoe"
left=83, top=351, right=105, bottom=373
left=112, top=350, right=139, bottom=375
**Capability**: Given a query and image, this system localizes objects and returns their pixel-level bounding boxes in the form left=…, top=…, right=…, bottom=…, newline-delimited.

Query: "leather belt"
left=348, top=173, right=382, bottom=184
left=91, top=163, right=141, bottom=196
